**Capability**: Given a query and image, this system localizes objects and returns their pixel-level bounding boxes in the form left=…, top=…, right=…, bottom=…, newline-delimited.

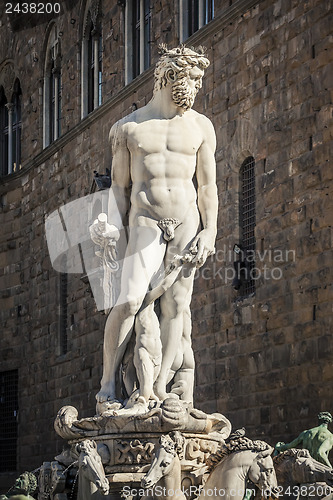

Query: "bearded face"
left=171, top=75, right=200, bottom=111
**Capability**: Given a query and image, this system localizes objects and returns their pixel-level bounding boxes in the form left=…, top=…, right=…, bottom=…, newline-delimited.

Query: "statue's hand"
left=275, top=441, right=286, bottom=452
left=189, top=228, right=216, bottom=268
left=89, top=214, right=120, bottom=247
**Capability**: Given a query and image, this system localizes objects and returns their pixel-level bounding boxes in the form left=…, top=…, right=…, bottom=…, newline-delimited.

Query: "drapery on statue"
left=90, top=45, right=218, bottom=415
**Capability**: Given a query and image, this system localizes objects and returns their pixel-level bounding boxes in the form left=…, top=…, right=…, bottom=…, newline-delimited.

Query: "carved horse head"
left=247, top=446, right=278, bottom=495
left=141, top=432, right=185, bottom=490
left=76, top=439, right=110, bottom=496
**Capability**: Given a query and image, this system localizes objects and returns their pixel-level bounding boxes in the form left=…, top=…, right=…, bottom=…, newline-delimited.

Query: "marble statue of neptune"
left=90, top=45, right=218, bottom=414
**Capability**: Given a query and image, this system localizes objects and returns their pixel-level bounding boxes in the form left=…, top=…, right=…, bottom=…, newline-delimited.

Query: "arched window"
left=87, top=21, right=102, bottom=113
left=11, top=79, right=22, bottom=172
left=82, top=1, right=103, bottom=118
left=180, top=0, right=214, bottom=42
left=239, top=156, right=256, bottom=296
left=125, top=0, right=151, bottom=84
left=0, top=87, right=8, bottom=176
left=43, top=25, right=62, bottom=148
left=0, top=80, right=22, bottom=175
left=49, top=46, right=62, bottom=142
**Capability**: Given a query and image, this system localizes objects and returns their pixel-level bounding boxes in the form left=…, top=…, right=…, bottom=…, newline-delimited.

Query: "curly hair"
left=159, top=431, right=186, bottom=459
left=14, top=471, right=38, bottom=495
left=153, top=45, right=210, bottom=95
left=318, top=412, right=332, bottom=424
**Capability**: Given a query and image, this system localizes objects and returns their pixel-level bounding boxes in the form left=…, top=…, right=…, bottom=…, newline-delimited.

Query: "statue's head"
left=318, top=412, right=332, bottom=425
left=153, top=44, right=210, bottom=110
left=13, top=471, right=37, bottom=495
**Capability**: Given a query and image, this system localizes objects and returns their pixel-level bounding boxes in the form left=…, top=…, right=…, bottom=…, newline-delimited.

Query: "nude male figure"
left=91, top=46, right=218, bottom=411
left=275, top=412, right=333, bottom=467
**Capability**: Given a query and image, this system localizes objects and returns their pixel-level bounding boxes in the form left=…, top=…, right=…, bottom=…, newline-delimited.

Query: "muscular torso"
left=124, top=110, right=204, bottom=223
left=303, top=428, right=333, bottom=450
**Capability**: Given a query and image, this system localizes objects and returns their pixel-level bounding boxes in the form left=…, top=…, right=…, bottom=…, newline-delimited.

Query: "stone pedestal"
left=51, top=399, right=231, bottom=499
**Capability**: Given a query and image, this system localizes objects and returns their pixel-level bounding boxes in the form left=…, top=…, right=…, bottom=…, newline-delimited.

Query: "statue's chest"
left=127, top=119, right=202, bottom=156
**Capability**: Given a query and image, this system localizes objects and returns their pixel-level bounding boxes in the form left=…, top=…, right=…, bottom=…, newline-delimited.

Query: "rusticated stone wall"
left=190, top=0, right=333, bottom=442
left=0, top=0, right=332, bottom=486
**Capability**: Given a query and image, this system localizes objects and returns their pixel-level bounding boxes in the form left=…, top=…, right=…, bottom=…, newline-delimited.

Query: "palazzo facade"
left=0, top=0, right=332, bottom=489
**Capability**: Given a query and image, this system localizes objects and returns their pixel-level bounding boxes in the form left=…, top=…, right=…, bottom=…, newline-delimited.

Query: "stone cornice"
left=0, top=0, right=260, bottom=190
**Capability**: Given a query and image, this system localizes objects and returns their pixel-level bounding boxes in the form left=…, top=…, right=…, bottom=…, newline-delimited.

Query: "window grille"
left=0, top=370, right=18, bottom=472
left=239, top=157, right=256, bottom=296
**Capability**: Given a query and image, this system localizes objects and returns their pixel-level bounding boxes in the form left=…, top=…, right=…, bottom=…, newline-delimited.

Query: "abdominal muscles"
left=133, top=180, right=197, bottom=220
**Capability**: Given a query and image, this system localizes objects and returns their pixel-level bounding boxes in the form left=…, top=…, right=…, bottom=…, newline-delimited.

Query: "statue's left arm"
left=190, top=116, right=218, bottom=267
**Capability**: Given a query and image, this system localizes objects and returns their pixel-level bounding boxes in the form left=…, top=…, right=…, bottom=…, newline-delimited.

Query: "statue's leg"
left=97, top=225, right=166, bottom=403
left=134, top=302, right=162, bottom=402
left=170, top=305, right=195, bottom=403
left=154, top=266, right=195, bottom=401
left=154, top=208, right=199, bottom=402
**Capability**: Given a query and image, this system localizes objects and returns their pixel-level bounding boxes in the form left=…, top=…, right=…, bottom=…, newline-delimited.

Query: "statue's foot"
left=96, top=399, right=124, bottom=416
left=154, top=381, right=168, bottom=401
left=96, top=388, right=123, bottom=415
left=170, top=380, right=186, bottom=396
left=114, top=396, right=148, bottom=416
left=154, top=381, right=180, bottom=402
left=96, top=386, right=119, bottom=404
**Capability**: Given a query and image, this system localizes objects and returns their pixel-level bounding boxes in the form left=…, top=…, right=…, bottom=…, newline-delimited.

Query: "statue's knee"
left=115, top=297, right=140, bottom=318
left=126, top=296, right=142, bottom=316
left=162, top=298, right=186, bottom=317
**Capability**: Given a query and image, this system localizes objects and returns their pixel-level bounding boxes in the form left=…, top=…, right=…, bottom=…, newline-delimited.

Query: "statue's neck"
left=162, top=455, right=182, bottom=498
left=149, top=89, right=186, bottom=119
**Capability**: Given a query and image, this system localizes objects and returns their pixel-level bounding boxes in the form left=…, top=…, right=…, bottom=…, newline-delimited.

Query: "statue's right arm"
left=109, top=121, right=131, bottom=227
